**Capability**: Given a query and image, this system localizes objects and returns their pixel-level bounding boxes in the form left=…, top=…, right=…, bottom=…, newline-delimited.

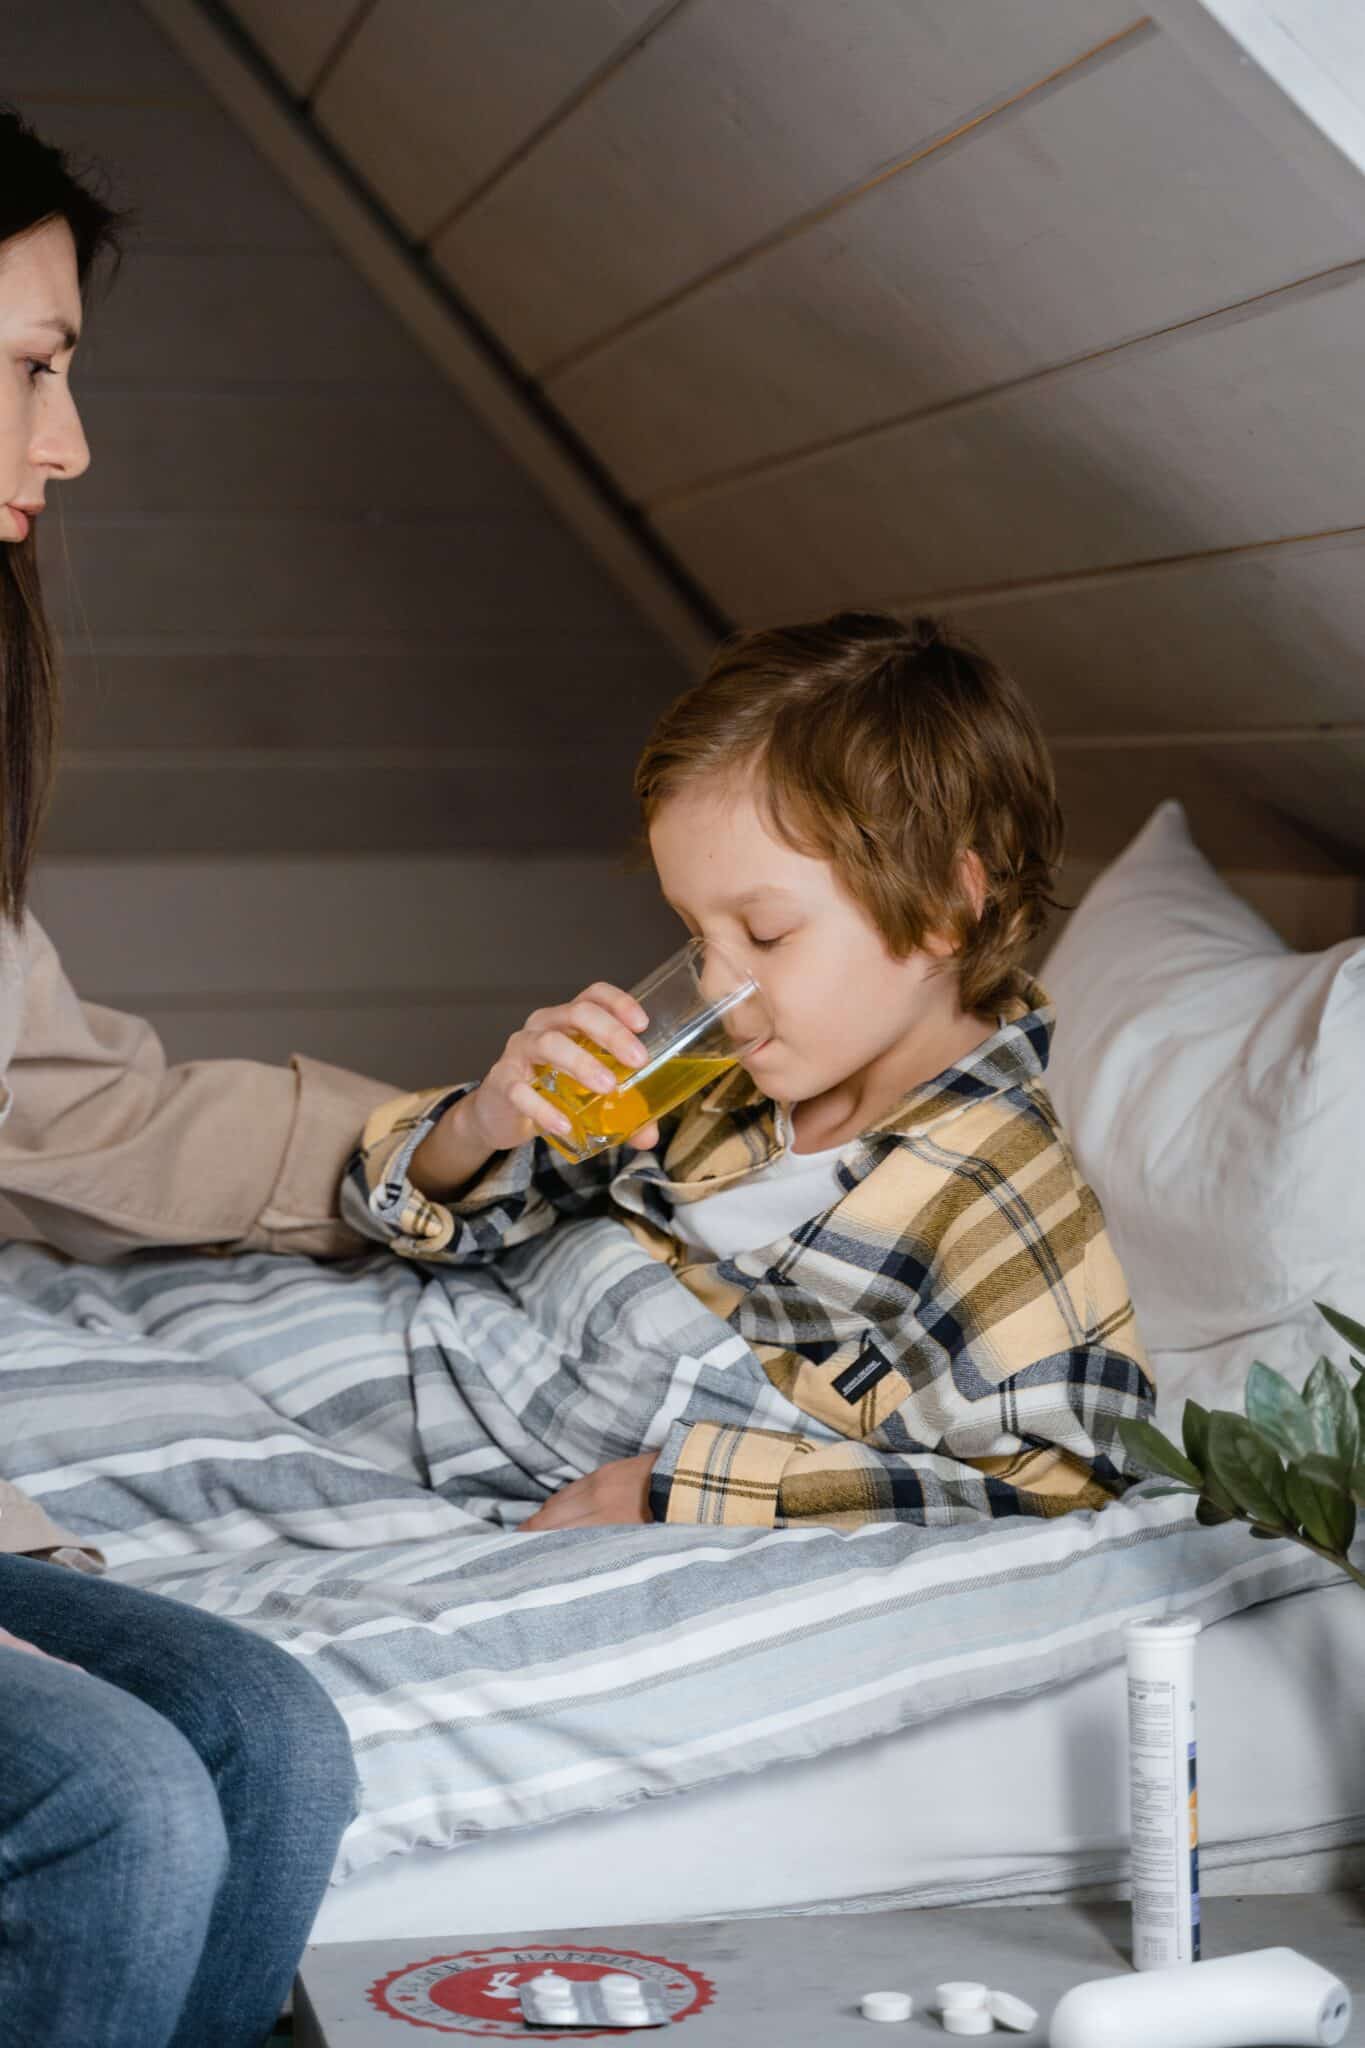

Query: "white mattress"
left=313, top=1579, right=1365, bottom=1943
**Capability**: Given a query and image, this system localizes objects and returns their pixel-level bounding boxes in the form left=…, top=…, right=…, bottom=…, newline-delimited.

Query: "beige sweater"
left=0, top=914, right=394, bottom=1562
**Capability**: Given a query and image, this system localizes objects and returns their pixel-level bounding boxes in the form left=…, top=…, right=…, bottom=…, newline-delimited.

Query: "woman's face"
left=0, top=218, right=89, bottom=543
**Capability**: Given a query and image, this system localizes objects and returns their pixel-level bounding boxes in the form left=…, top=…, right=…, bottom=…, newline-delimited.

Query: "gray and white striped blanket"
left=0, top=1223, right=1333, bottom=1880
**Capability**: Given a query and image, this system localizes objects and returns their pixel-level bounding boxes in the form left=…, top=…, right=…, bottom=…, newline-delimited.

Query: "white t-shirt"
left=669, top=1107, right=847, bottom=1261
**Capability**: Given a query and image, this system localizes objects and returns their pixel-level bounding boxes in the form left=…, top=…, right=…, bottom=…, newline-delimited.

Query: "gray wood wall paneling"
left=30, top=853, right=681, bottom=1086
left=2, top=0, right=193, bottom=94
left=551, top=20, right=1364, bottom=499
left=10, top=0, right=688, bottom=1073
left=1049, top=740, right=1365, bottom=870
left=954, top=532, right=1365, bottom=861
left=429, top=0, right=1146, bottom=373
left=59, top=648, right=663, bottom=747
left=224, top=0, right=361, bottom=97
left=950, top=531, right=1365, bottom=735
left=66, top=389, right=545, bottom=517
left=44, top=744, right=654, bottom=856
left=44, top=518, right=668, bottom=643
left=314, top=0, right=668, bottom=242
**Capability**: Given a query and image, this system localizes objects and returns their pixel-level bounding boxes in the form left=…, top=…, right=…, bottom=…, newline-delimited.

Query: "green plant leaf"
left=1207, top=1413, right=1291, bottom=1529
left=1304, top=1356, right=1361, bottom=1469
left=1316, top=1301, right=1365, bottom=1361
left=1296, top=1450, right=1348, bottom=1486
left=1352, top=1462, right=1365, bottom=1509
left=1118, top=1419, right=1201, bottom=1489
left=1181, top=1400, right=1211, bottom=1476
left=1195, top=1495, right=1234, bottom=1527
left=1286, top=1460, right=1357, bottom=1556
left=1244, top=1363, right=1314, bottom=1463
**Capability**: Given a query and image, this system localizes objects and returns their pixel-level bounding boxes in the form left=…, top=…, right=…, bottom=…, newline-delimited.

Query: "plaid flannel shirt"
left=342, top=983, right=1153, bottom=1529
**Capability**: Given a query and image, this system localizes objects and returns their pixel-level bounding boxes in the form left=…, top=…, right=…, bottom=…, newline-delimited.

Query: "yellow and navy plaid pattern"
left=343, top=984, right=1153, bottom=1530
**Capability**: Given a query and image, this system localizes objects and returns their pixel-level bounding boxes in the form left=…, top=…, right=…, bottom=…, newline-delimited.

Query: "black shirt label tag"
left=832, top=1337, right=895, bottom=1403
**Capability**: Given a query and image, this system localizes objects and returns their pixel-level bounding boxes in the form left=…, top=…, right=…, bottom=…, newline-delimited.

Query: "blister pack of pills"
left=518, top=1970, right=667, bottom=2030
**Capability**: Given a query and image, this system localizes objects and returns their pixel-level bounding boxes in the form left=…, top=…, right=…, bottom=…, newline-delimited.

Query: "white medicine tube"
left=1124, top=1615, right=1201, bottom=1971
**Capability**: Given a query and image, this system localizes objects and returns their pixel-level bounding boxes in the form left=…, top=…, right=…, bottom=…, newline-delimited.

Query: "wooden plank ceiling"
left=217, top=0, right=1365, bottom=870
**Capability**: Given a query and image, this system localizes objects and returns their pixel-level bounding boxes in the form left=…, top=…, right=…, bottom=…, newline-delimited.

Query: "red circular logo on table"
left=368, top=1945, right=714, bottom=2036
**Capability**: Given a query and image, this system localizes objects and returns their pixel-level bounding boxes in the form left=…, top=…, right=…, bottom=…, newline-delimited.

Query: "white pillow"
left=1041, top=800, right=1365, bottom=1430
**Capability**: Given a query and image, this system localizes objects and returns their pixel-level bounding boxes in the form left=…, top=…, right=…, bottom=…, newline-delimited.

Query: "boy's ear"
left=921, top=852, right=989, bottom=962
left=958, top=849, right=988, bottom=921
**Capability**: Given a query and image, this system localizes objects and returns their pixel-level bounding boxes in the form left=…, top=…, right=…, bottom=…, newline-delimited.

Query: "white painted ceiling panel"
left=656, top=266, right=1365, bottom=619
left=1200, top=0, right=1365, bottom=175
left=431, top=0, right=1145, bottom=372
left=949, top=534, right=1365, bottom=737
left=552, top=18, right=1362, bottom=500
left=315, top=0, right=666, bottom=241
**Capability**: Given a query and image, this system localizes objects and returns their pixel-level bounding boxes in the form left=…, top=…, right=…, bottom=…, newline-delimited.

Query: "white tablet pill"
left=937, top=1981, right=989, bottom=2012
left=942, top=2009, right=994, bottom=2036
left=861, top=1990, right=913, bottom=2022
left=987, top=1989, right=1038, bottom=2032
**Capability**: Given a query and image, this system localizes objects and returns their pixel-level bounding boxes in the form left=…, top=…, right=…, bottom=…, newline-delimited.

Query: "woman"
left=0, top=109, right=394, bottom=2048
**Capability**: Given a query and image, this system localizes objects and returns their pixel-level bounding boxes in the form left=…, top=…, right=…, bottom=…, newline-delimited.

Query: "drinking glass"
left=531, top=938, right=772, bottom=1163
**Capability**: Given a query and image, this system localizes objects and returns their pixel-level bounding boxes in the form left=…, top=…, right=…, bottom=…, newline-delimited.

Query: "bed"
left=4, top=803, right=1362, bottom=1939
left=313, top=1576, right=1365, bottom=1939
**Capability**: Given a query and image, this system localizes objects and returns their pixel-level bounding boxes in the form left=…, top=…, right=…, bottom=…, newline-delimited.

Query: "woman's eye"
left=748, top=933, right=788, bottom=951
left=23, top=359, right=55, bottom=384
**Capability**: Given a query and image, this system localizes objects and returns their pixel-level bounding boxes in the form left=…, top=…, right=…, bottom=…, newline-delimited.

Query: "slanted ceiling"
left=169, top=0, right=1365, bottom=871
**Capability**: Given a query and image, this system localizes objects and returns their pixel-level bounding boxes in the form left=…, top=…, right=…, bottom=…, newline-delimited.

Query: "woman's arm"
left=0, top=916, right=395, bottom=1262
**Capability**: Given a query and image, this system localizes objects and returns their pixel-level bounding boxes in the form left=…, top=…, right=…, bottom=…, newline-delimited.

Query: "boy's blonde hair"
left=634, top=611, right=1063, bottom=1017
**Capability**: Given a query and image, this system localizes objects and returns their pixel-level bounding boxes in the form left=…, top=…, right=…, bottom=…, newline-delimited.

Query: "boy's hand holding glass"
left=411, top=983, right=656, bottom=1195
left=409, top=941, right=770, bottom=1197
left=530, top=939, right=770, bottom=1163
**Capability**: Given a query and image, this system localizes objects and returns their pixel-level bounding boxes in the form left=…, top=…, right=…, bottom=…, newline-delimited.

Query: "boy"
left=343, top=611, right=1153, bottom=1530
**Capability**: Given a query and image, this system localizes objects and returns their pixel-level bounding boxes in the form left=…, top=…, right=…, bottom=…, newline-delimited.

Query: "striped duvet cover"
left=0, top=1224, right=1332, bottom=1880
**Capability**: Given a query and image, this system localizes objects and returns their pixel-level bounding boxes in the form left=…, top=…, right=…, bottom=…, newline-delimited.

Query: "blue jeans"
left=0, top=1552, right=357, bottom=2048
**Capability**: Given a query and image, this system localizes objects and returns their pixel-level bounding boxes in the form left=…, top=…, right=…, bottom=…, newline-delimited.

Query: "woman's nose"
left=32, top=382, right=91, bottom=482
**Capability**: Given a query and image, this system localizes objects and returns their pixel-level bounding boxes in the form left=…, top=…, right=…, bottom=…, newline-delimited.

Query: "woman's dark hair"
left=0, top=107, right=124, bottom=921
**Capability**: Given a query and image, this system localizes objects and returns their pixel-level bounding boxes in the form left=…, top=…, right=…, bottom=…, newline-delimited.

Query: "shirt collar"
left=643, top=979, right=1054, bottom=1197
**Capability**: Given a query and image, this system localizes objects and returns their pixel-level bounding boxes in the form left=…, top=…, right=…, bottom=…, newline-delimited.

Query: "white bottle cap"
left=860, top=1990, right=913, bottom=2022
left=600, top=1975, right=641, bottom=1993
left=987, top=1989, right=1038, bottom=2031
left=937, top=1982, right=990, bottom=2012
left=1122, top=1614, right=1202, bottom=1642
left=942, top=2010, right=994, bottom=2037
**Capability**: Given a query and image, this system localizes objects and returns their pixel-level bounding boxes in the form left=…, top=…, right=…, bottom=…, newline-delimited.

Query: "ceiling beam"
left=137, top=0, right=726, bottom=669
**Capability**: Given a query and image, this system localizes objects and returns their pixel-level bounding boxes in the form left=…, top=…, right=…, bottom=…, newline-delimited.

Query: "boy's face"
left=648, top=777, right=959, bottom=1110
